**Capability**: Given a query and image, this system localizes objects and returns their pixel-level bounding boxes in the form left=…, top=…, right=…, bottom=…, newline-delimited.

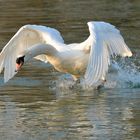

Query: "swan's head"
left=15, top=55, right=25, bottom=72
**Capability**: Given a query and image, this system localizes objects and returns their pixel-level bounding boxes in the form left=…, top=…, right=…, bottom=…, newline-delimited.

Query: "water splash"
left=104, top=58, right=140, bottom=89
left=55, top=58, right=140, bottom=90
left=55, top=74, right=76, bottom=89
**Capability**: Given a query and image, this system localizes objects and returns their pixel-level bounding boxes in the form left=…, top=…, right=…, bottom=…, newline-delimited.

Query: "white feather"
left=0, top=25, right=64, bottom=82
left=0, top=21, right=132, bottom=86
left=84, top=21, right=132, bottom=86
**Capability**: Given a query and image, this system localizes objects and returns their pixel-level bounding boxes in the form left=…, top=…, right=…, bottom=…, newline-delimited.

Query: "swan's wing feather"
left=0, top=25, right=63, bottom=82
left=84, top=21, right=132, bottom=86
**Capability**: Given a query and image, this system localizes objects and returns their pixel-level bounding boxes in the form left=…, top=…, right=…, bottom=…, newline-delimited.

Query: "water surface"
left=0, top=0, right=140, bottom=140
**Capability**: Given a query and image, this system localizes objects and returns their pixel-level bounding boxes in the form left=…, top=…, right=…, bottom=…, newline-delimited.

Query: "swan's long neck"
left=24, top=44, right=57, bottom=61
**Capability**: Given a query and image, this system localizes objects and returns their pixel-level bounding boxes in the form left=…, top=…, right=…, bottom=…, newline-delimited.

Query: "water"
left=0, top=0, right=140, bottom=139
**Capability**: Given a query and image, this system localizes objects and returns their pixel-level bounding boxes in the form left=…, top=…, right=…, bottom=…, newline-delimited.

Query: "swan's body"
left=0, top=21, right=132, bottom=86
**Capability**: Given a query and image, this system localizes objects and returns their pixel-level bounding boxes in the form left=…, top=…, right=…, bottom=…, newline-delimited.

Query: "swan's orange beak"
left=15, top=62, right=23, bottom=72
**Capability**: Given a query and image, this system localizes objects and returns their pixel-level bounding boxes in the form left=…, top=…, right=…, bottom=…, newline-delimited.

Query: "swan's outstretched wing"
left=84, top=21, right=132, bottom=86
left=0, top=25, right=64, bottom=82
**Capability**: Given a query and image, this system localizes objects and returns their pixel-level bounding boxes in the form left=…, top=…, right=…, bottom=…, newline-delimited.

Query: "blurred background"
left=0, top=0, right=139, bottom=47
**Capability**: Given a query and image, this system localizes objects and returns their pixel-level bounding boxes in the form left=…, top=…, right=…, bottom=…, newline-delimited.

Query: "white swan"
left=0, top=21, right=132, bottom=86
